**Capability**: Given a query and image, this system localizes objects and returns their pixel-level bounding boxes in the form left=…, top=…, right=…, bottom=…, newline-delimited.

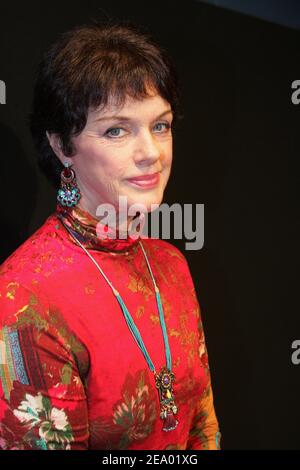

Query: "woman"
left=0, top=20, right=221, bottom=450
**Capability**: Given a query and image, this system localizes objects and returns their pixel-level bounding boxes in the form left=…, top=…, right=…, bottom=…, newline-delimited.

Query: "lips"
left=127, top=172, right=160, bottom=188
left=127, top=172, right=160, bottom=182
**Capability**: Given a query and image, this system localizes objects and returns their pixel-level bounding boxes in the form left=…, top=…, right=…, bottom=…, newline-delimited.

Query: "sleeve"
left=186, top=307, right=221, bottom=450
left=0, top=280, right=89, bottom=450
left=186, top=370, right=221, bottom=450
left=182, top=260, right=221, bottom=450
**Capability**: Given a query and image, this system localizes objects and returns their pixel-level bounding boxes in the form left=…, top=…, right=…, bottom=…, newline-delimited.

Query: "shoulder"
left=0, top=277, right=50, bottom=329
left=140, top=237, right=194, bottom=281
left=141, top=237, right=187, bottom=261
left=140, top=238, right=201, bottom=320
left=0, top=212, right=63, bottom=286
left=0, top=212, right=67, bottom=326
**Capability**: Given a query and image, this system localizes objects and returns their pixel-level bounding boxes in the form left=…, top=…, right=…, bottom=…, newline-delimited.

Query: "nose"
left=133, top=129, right=161, bottom=165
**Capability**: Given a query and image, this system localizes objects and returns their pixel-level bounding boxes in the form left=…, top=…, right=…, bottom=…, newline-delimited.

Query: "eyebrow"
left=94, top=108, right=173, bottom=123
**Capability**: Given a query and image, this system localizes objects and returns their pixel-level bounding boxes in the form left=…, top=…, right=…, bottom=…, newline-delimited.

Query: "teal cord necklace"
left=58, top=215, right=179, bottom=432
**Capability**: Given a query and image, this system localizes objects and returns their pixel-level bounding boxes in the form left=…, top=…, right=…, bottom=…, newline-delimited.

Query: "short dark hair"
left=29, top=19, right=183, bottom=188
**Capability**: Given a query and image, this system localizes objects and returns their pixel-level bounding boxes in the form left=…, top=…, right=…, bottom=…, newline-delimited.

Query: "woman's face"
left=55, top=90, right=173, bottom=219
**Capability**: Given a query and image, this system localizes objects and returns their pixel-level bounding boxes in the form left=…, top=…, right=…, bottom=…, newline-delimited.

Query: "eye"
left=104, top=127, right=126, bottom=138
left=104, top=122, right=171, bottom=139
left=154, top=122, right=171, bottom=133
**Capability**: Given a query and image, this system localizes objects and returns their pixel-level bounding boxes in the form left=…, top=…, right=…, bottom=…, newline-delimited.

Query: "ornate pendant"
left=155, top=367, right=178, bottom=432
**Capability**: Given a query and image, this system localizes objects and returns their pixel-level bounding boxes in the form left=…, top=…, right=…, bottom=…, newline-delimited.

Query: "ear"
left=46, top=131, right=65, bottom=163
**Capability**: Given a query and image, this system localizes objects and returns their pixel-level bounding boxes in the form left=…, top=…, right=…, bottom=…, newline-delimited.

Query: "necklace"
left=57, top=214, right=179, bottom=432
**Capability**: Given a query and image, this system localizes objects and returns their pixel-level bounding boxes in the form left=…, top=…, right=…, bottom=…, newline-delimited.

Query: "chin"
left=129, top=190, right=164, bottom=213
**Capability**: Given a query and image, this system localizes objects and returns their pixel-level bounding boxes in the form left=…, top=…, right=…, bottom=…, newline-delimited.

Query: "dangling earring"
left=57, top=161, right=81, bottom=207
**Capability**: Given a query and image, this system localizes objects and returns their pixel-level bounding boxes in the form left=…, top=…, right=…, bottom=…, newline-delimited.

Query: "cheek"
left=99, top=153, right=130, bottom=181
left=164, top=149, right=173, bottom=169
left=87, top=156, right=128, bottom=186
left=73, top=140, right=116, bottom=178
left=163, top=139, right=173, bottom=162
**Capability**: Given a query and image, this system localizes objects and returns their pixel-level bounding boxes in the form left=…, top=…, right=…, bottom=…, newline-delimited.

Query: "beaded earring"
left=57, top=162, right=81, bottom=207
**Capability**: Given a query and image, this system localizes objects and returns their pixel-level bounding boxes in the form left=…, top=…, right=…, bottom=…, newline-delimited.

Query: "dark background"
left=0, top=0, right=299, bottom=450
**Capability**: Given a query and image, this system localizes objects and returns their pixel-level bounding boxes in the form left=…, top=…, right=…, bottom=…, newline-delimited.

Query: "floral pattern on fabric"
left=1, top=381, right=74, bottom=450
left=13, top=392, right=73, bottom=450
left=89, top=370, right=157, bottom=450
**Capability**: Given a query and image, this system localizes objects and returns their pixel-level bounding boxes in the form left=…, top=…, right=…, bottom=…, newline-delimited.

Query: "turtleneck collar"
left=55, top=203, right=143, bottom=253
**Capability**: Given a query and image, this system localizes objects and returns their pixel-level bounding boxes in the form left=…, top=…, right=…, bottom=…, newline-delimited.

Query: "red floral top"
left=0, top=204, right=221, bottom=450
